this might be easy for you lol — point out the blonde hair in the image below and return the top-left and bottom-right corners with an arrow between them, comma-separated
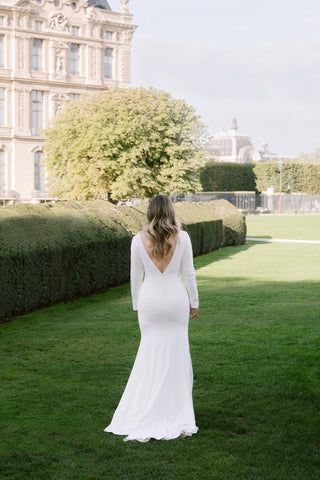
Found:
144,194 -> 180,259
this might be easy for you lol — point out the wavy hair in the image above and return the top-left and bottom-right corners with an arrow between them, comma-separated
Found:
144,194 -> 180,259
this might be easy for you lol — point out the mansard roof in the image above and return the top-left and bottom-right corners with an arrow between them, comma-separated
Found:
11,0 -> 112,10
87,0 -> 112,10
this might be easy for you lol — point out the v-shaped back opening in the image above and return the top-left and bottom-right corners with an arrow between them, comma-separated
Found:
139,232 -> 178,275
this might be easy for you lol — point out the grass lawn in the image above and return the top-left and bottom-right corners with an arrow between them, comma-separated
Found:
246,214 -> 320,240
1,216 -> 320,480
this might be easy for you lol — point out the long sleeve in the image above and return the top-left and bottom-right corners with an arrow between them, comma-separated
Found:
130,234 -> 145,311
181,232 -> 199,309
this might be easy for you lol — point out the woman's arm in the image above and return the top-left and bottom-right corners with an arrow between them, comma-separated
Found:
130,235 -> 145,311
181,233 -> 199,316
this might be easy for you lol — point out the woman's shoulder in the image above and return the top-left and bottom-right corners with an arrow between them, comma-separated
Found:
178,230 -> 190,243
131,232 -> 142,246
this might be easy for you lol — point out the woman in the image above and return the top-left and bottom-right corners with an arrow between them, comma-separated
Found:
104,194 -> 199,442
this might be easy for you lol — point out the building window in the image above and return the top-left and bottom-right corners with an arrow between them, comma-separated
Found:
71,1 -> 79,10
105,31 -> 113,41
104,48 -> 113,79
34,21 -> 42,31
32,91 -> 43,130
54,0 -> 60,6
32,39 -> 43,71
0,35 -> 4,68
34,151 -> 45,191
0,150 -> 5,190
72,26 -> 80,36
0,17 -> 4,26
69,93 -> 80,101
70,43 -> 79,75
0,88 -> 5,126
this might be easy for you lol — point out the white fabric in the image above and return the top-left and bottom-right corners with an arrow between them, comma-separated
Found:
104,230 -> 199,442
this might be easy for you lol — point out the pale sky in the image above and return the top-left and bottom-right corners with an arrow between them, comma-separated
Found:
112,0 -> 320,157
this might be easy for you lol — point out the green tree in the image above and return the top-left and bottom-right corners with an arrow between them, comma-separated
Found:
254,160 -> 320,194
298,148 -> 320,164
44,87 -> 207,200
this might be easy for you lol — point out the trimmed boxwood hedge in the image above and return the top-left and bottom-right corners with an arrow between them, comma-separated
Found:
200,161 -> 257,192
0,199 -> 245,322
205,199 -> 247,246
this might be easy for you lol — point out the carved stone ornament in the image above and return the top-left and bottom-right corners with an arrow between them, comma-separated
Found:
85,8 -> 100,22
120,29 -> 133,43
52,41 -> 68,49
51,41 -> 68,74
48,13 -> 70,32
18,37 -> 25,70
51,93 -> 70,116
120,0 -> 129,13
16,0 -> 29,7
91,47 -> 97,77
18,90 -> 25,128
55,50 -> 65,74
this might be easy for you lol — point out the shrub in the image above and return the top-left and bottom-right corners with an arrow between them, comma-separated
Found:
254,161 -> 320,194
0,199 -> 245,321
206,199 -> 247,246
173,202 -> 223,255
0,207 -> 131,321
200,161 -> 257,192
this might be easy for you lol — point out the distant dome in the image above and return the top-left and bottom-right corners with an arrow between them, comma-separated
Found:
88,0 -> 112,10
207,118 -> 261,163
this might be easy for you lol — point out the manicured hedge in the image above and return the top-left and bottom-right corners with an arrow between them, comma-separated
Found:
0,199 -> 245,321
200,161 -> 257,192
173,202 -> 223,255
0,207 -> 132,321
206,199 -> 247,246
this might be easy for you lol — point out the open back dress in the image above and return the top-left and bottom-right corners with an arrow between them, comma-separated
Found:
104,230 -> 199,442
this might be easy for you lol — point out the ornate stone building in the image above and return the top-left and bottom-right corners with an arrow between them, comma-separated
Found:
206,118 -> 295,163
0,0 -> 136,201
206,119 -> 261,163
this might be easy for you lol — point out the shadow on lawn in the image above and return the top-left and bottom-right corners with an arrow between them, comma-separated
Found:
190,276 -> 320,464
1,275 -> 320,480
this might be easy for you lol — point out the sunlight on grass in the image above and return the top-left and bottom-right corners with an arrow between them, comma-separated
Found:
246,214 -> 320,240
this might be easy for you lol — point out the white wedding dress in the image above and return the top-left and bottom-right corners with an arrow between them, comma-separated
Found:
104,230 -> 199,442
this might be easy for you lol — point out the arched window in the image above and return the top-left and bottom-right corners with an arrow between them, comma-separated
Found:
0,150 -> 5,190
34,151 -> 45,191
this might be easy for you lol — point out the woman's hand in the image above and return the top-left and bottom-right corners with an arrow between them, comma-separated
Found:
189,306 -> 198,320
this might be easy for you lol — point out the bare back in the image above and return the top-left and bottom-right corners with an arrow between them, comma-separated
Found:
140,233 -> 177,274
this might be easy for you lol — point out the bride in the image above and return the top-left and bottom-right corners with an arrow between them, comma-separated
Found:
104,194 -> 199,442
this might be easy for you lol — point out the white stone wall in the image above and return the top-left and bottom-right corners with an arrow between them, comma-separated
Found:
0,0 -> 136,200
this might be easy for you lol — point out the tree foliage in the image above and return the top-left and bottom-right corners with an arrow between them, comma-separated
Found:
254,160 -> 320,194
298,148 -> 320,164
44,87 -> 207,200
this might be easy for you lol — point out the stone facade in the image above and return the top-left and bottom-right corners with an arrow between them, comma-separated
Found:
0,0 -> 136,201
206,118 -> 261,163
206,118 -> 295,164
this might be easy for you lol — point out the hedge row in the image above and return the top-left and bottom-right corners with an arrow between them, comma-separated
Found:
253,161 -> 320,194
200,160 -> 320,194
200,161 -> 257,192
0,200 -> 245,322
